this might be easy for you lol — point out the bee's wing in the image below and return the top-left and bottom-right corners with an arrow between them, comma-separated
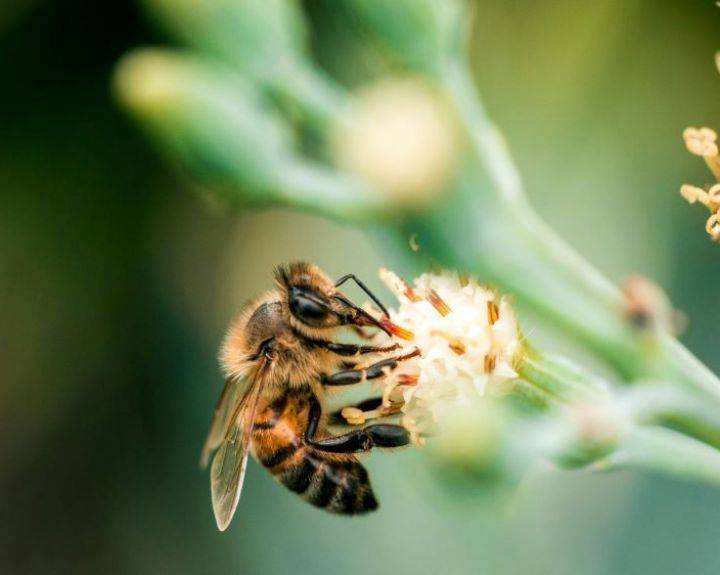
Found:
200,375 -> 254,468
209,379 -> 264,531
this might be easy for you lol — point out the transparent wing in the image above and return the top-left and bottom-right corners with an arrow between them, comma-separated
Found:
200,375 -> 254,468
209,381 -> 263,531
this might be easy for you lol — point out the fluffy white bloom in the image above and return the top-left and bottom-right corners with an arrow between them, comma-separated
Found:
376,269 -> 522,443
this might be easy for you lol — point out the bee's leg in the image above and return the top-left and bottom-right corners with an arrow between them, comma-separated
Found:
321,348 -> 419,387
316,340 -> 399,357
332,397 -> 405,427
327,397 -> 384,425
321,358 -> 397,386
341,396 -> 385,412
306,399 -> 410,452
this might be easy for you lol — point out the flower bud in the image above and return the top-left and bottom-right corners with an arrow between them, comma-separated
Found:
143,0 -> 306,81
142,0 -> 344,126
552,401 -> 626,468
333,78 -> 459,205
339,0 -> 464,72
113,49 -> 294,195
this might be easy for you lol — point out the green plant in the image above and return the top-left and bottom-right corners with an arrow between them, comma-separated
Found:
114,0 -> 720,486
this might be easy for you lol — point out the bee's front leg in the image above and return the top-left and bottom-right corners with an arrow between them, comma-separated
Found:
315,340 -> 399,357
305,399 -> 409,453
320,348 -> 420,387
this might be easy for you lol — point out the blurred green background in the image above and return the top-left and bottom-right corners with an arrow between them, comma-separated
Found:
2,1 -> 720,574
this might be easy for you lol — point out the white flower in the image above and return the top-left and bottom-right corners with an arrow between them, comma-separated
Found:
375,269 -> 522,443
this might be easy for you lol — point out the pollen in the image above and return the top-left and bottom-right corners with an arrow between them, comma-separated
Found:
680,127 -> 720,242
376,269 -> 521,445
341,407 -> 367,425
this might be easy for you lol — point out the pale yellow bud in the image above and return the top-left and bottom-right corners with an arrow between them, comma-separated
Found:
114,49 -> 185,112
333,78 -> 458,205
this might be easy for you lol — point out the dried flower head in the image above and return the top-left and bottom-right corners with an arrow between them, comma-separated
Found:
680,126 -> 720,242
360,269 -> 522,445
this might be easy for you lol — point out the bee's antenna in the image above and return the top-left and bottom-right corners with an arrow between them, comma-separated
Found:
334,273 -> 390,317
334,294 -> 392,336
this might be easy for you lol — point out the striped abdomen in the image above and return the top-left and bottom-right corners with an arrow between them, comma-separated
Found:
251,391 -> 378,514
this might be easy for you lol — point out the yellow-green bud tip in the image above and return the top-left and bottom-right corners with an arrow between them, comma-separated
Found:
113,48 -> 185,113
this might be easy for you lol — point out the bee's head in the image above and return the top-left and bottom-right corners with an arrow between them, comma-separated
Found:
275,262 -> 389,335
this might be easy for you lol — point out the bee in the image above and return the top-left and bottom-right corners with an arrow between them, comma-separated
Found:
201,262 -> 413,531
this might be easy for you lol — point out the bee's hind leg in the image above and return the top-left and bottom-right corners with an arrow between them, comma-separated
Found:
328,396 -> 404,427
326,397 -> 384,426
306,399 -> 410,453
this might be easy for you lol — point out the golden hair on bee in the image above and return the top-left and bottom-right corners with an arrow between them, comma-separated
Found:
202,262 -> 411,531
219,291 -> 320,387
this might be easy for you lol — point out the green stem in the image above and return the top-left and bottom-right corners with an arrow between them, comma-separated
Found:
594,425 -> 720,486
273,62 -> 347,131
516,346 -> 609,402
275,162 -> 391,220
624,385 -> 720,451
434,57 -> 720,400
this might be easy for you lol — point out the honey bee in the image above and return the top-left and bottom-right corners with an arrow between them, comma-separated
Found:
201,262 -> 412,531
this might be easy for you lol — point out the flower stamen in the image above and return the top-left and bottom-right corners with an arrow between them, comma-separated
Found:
397,373 -> 419,385
487,300 -> 499,325
426,289 -> 451,316
708,184 -> 720,209
706,213 -> 720,241
680,184 -> 709,206
484,354 -> 497,374
680,127 -> 720,242
376,269 -> 520,443
379,267 -> 422,302
683,127 -> 718,158
380,318 -> 415,340
430,328 -> 466,355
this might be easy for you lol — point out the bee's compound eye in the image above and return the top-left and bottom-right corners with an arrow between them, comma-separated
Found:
289,287 -> 328,325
